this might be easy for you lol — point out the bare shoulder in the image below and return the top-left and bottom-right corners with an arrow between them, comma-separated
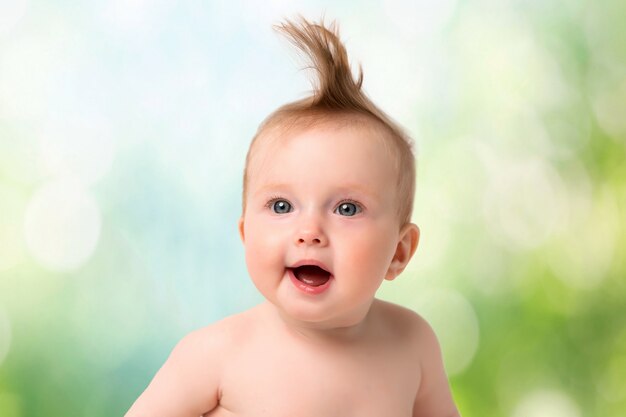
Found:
180,304 -> 263,366
125,307 -> 261,417
372,300 -> 461,416
373,298 -> 436,343
172,320 -> 230,370
190,309 -> 253,349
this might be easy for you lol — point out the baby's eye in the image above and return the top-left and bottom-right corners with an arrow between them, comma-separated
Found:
335,201 -> 361,217
269,199 -> 292,214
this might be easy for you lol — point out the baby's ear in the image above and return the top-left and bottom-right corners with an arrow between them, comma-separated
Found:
385,223 -> 420,281
238,217 -> 245,243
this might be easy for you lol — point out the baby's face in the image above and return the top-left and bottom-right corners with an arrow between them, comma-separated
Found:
239,123 -> 404,328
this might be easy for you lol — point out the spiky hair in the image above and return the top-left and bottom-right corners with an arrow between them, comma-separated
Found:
242,17 -> 416,225
275,17 -> 366,109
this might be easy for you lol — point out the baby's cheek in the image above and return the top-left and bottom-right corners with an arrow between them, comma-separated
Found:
342,238 -> 388,272
246,240 -> 274,269
245,228 -> 285,271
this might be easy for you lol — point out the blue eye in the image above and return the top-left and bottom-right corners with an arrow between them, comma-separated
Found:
335,202 -> 361,216
270,199 -> 292,214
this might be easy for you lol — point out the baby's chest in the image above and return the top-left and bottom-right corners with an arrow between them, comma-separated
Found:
216,347 -> 419,417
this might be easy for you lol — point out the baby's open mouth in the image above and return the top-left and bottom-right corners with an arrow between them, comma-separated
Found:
289,265 -> 331,287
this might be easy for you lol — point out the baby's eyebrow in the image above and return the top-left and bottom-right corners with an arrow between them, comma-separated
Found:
254,182 -> 377,199
332,185 -> 377,199
253,182 -> 292,196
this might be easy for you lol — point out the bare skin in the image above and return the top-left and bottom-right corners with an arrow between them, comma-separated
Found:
126,123 -> 461,416
126,300 -> 459,417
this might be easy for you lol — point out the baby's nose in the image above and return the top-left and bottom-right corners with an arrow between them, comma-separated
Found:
294,222 -> 328,246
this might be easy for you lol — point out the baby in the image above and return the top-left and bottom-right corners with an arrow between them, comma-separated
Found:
126,17 -> 461,417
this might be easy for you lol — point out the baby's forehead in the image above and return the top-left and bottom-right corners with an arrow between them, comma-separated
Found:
254,115 -> 391,153
249,124 -> 392,171
247,124 -> 399,192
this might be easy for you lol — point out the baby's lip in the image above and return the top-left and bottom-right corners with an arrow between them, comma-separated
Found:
288,259 -> 332,275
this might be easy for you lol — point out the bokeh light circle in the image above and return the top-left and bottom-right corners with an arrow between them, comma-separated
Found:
512,389 -> 581,417
482,155 -> 567,249
24,179 -> 101,272
410,288 -> 479,376
0,35 -> 59,121
40,115 -> 116,186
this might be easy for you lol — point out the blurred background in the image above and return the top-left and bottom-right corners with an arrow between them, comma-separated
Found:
1,0 -> 625,415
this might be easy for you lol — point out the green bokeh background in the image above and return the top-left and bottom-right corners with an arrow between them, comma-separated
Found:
1,1 -> 625,416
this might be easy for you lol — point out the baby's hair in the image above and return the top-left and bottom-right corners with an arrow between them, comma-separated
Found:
242,16 -> 416,226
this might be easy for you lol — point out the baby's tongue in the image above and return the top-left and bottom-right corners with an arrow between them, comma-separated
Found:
294,265 -> 330,287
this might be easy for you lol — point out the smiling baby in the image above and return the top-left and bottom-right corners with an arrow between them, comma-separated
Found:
125,17 -> 461,417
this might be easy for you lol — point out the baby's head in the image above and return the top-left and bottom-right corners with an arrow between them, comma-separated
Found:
242,17 -> 416,228
238,17 -> 419,327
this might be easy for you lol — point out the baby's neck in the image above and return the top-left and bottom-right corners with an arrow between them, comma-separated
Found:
262,301 -> 378,346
